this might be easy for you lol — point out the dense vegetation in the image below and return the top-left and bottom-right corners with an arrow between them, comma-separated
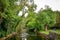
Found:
0,0 -> 60,40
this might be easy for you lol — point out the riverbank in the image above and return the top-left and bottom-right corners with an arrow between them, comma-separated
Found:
40,29 -> 60,35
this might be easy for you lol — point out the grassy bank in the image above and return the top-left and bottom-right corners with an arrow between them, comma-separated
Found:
40,29 -> 60,35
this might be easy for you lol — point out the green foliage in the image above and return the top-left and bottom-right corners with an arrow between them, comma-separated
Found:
27,12 -> 36,29
0,0 -> 58,40
37,7 -> 56,30
27,6 -> 56,31
0,0 -> 21,37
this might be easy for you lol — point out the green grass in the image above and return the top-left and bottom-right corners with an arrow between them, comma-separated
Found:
40,31 -> 49,34
40,29 -> 60,35
55,29 -> 60,34
49,29 -> 60,34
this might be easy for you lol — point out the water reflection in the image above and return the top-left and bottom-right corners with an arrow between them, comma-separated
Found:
20,32 -> 60,40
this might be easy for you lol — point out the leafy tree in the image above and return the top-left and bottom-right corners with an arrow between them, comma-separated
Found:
37,6 -> 56,31
27,5 -> 56,32
0,0 -> 21,38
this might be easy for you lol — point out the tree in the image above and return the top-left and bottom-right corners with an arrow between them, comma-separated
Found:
0,0 -> 21,38
37,6 -> 56,31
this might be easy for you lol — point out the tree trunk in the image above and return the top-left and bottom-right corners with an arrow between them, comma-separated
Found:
45,25 -> 48,31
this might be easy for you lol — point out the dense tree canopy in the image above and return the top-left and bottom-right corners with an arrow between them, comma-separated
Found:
27,6 -> 56,31
37,6 -> 56,31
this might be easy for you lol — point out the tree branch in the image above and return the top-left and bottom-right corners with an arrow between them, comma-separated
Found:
0,32 -> 17,40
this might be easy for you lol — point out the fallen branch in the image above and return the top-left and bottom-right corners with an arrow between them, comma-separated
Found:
0,32 -> 17,40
